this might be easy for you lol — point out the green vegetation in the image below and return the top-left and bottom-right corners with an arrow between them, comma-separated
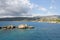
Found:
0,15 -> 60,23
56,19 -> 60,22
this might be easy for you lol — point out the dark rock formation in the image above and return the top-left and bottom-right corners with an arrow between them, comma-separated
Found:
0,27 -> 2,29
2,25 -> 16,29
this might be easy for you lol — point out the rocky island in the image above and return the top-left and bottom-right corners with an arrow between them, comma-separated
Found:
0,24 -> 34,29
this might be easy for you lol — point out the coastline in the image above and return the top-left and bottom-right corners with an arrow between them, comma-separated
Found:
0,21 -> 60,24
37,21 -> 60,24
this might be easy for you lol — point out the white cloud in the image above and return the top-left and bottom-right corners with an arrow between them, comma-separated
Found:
31,13 -> 47,17
38,7 -> 47,12
0,0 -> 34,17
0,0 -> 58,18
45,11 -> 59,16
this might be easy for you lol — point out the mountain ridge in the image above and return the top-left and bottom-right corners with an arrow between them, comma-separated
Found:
0,15 -> 60,21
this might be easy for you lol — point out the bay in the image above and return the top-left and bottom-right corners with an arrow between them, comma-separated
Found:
0,21 -> 60,40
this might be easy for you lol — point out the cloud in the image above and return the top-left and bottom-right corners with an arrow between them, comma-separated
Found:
38,7 -> 47,12
44,11 -> 59,16
0,0 -> 58,18
49,6 -> 56,9
0,0 -> 33,17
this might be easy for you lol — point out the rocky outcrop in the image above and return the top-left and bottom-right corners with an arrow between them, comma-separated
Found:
7,25 -> 15,29
2,25 -> 16,29
0,24 -> 34,29
0,27 -> 2,29
18,24 -> 34,29
18,24 -> 28,29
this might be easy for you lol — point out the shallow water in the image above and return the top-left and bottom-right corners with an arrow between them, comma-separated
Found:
0,21 -> 60,40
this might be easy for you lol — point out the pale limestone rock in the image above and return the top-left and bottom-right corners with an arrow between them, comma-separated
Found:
18,24 -> 28,29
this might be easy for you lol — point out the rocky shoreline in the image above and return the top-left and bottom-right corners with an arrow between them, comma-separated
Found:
0,24 -> 34,29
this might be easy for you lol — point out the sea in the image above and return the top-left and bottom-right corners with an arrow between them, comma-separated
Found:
0,21 -> 60,40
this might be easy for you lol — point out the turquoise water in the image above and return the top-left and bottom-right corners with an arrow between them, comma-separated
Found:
0,21 -> 60,40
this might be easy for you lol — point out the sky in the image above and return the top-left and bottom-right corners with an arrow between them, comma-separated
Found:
0,0 -> 60,18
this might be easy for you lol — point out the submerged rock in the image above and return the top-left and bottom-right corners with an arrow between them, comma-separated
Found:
28,26 -> 34,29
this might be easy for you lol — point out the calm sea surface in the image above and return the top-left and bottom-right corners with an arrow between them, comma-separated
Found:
0,21 -> 60,40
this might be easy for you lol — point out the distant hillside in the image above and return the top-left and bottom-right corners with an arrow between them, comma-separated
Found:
0,17 -> 36,21
35,15 -> 60,22
0,15 -> 60,21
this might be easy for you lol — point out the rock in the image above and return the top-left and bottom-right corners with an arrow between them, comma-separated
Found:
28,26 -> 34,29
0,27 -> 2,29
3,27 -> 7,29
18,24 -> 28,29
13,26 -> 16,28
18,24 -> 35,29
2,25 -> 16,29
7,25 -> 12,29
1,24 -> 35,29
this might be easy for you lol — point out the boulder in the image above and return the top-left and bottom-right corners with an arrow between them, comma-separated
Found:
3,26 -> 7,29
7,25 -> 12,29
18,24 -> 35,29
2,25 -> 16,29
0,27 -> 2,29
18,24 -> 28,29
7,25 -> 16,29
